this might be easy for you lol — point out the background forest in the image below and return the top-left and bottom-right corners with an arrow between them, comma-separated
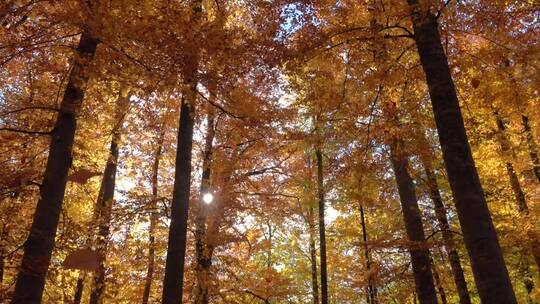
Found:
0,0 -> 539,303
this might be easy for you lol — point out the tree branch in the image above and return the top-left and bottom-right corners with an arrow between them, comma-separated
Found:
0,127 -> 52,136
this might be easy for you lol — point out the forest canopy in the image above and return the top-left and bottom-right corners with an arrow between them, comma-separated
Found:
0,0 -> 539,303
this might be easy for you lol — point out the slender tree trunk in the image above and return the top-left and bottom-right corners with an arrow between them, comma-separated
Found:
308,204 -> 320,304
417,132 -> 471,304
73,274 -> 85,304
194,111 -> 215,304
161,1 -> 202,301
11,31 -> 98,304
390,139 -> 438,304
493,112 -> 527,211
0,225 -> 6,290
142,125 -> 166,304
430,258 -> 447,304
423,164 -> 471,304
405,2 -> 516,302
162,94 -> 196,304
360,205 -> 377,304
494,112 -> 540,272
89,93 -> 130,304
315,149 -> 329,304
522,115 -> 540,183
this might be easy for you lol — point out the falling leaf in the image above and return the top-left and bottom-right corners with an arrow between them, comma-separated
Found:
63,249 -> 99,271
68,169 -> 101,184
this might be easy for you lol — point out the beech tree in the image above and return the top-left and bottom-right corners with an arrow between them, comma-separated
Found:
1,0 -> 539,303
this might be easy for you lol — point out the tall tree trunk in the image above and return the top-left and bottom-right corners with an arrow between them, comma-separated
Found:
390,139 -> 438,304
89,92 -> 130,304
417,132 -> 472,304
430,257 -> 447,304
494,111 -> 527,211
161,1 -> 201,302
11,31 -> 98,304
141,125 -> 166,304
405,2 -> 516,302
522,115 -> 540,183
494,112 -> 540,272
315,148 -> 329,304
308,204 -> 320,304
360,205 -> 377,304
194,111 -> 215,304
162,94 -> 196,304
423,164 -> 471,304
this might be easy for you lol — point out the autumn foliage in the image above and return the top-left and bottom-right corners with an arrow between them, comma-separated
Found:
0,0 -> 539,303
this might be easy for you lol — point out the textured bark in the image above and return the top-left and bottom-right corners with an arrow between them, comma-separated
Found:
360,205 -> 377,304
423,164 -> 471,304
142,126 -> 166,304
315,149 -> 328,304
11,31 -> 98,304
89,93 -> 129,304
405,2 -> 516,302
308,205 -> 320,304
390,139 -> 437,304
194,111 -> 215,304
522,115 -> 540,183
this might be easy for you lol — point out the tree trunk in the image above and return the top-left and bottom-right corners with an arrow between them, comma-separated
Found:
522,115 -> 540,183
194,111 -> 215,304
308,204 -> 320,304
494,113 -> 540,272
89,92 -> 130,304
315,148 -> 329,304
11,31 -> 98,304
390,139 -> 438,304
360,205 -> 377,304
430,257 -> 447,304
142,125 -> 166,304
161,0 -> 201,301
405,2 -> 516,302
73,274 -> 85,304
423,164 -> 471,304
493,111 -> 527,211
162,94 -> 196,304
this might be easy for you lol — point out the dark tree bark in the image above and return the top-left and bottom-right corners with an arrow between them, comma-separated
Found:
11,31 -> 98,304
73,275 -> 85,304
142,125 -> 166,304
522,115 -> 540,183
405,2 -> 516,302
162,95 -> 196,304
308,204 -> 320,304
493,111 -> 527,211
423,163 -> 471,304
417,131 -> 470,304
494,112 -> 540,272
390,139 -> 438,304
194,111 -> 215,304
360,205 -> 377,304
315,148 -> 328,304
89,93 -> 130,304
161,1 -> 201,301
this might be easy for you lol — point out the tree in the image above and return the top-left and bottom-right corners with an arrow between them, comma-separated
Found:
405,1 -> 516,302
11,30 -> 99,304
